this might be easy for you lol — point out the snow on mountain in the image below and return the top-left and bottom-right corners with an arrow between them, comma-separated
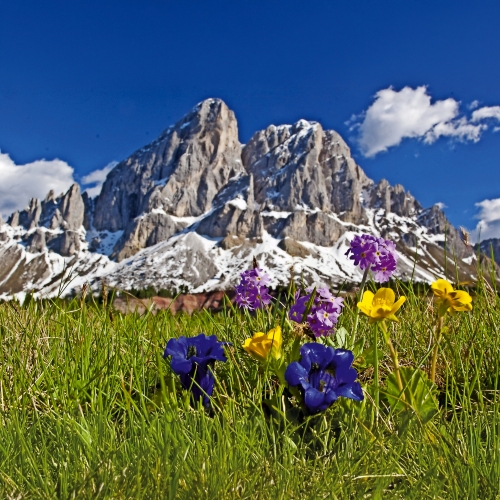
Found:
0,98 -> 494,301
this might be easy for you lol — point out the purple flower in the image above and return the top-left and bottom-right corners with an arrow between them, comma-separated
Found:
289,287 -> 344,337
289,294 -> 309,322
346,234 -> 398,282
235,267 -> 272,310
245,268 -> 272,288
350,241 -> 378,269
306,300 -> 343,337
315,287 -> 334,301
164,333 -> 227,408
372,256 -> 397,283
312,307 -> 335,328
285,343 -> 363,414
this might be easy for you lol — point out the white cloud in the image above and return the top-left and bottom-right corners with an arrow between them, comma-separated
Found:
352,86 -> 497,157
423,117 -> 485,144
354,86 -> 459,156
0,152 -> 75,218
471,105 -> 500,122
435,202 -> 447,210
82,161 -> 117,198
472,198 -> 500,242
468,100 -> 480,110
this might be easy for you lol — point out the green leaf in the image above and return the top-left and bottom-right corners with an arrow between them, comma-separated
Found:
352,336 -> 366,358
355,344 -> 376,369
335,326 -> 348,348
289,337 -> 302,363
385,367 -> 439,425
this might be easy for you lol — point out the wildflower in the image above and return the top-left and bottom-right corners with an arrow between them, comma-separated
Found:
372,258 -> 397,282
430,279 -> 472,317
164,333 -> 227,408
245,267 -> 272,288
357,288 -> 406,323
289,294 -> 309,322
285,343 -> 363,414
242,326 -> 282,361
289,287 -> 344,337
346,235 -> 378,270
235,268 -> 272,310
346,234 -> 399,283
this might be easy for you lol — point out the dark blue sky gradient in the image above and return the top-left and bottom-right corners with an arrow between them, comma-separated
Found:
1,1 -> 499,228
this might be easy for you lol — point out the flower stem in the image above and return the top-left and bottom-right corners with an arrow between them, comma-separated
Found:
430,316 -> 444,384
379,321 -> 405,399
351,265 -> 370,349
373,323 -> 379,415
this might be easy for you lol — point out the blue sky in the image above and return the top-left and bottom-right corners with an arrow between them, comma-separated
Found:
1,1 -> 500,239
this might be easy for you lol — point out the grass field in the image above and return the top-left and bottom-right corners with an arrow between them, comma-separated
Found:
0,275 -> 499,499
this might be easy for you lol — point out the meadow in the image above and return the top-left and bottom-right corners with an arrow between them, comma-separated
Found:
0,269 -> 499,499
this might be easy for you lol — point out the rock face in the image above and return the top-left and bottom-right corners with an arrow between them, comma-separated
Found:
369,179 -> 422,217
0,97 -> 494,300
9,184 -> 85,235
113,213 -> 189,261
243,122 -> 371,222
477,238 -> 500,264
417,205 -> 470,258
87,99 -> 473,261
195,175 -> 263,240
0,183 -> 113,298
92,99 -> 245,260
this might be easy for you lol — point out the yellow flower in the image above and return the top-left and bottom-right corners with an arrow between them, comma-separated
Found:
242,326 -> 282,361
430,279 -> 472,316
357,288 -> 406,323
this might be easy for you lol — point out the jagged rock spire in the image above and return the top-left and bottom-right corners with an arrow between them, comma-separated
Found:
93,98 -> 245,233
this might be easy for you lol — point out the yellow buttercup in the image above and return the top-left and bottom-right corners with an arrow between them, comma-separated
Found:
242,326 -> 282,361
357,288 -> 406,323
430,279 -> 472,317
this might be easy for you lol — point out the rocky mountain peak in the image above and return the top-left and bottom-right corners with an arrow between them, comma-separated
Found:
44,190 -> 56,203
242,119 -> 371,223
1,97 -> 493,300
93,98 -> 243,230
477,238 -> 500,264
367,180 -> 422,218
7,183 -> 84,233
416,204 -> 471,258
90,98 -> 245,260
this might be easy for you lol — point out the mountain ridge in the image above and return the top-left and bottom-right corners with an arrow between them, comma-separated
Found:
0,98 -> 496,300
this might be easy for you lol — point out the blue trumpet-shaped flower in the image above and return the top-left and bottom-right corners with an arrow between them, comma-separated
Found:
164,333 -> 227,408
285,343 -> 363,414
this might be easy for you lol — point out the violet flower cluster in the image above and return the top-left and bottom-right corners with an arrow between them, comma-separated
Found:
285,343 -> 363,414
345,234 -> 398,283
164,333 -> 227,408
235,268 -> 272,310
289,287 -> 344,337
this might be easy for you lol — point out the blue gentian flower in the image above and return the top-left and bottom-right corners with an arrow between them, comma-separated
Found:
285,343 -> 363,414
164,333 -> 227,408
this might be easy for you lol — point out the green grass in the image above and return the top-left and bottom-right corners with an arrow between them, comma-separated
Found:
0,279 -> 499,499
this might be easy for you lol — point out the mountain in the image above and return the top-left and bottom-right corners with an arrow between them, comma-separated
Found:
0,98 -> 495,300
477,238 -> 500,265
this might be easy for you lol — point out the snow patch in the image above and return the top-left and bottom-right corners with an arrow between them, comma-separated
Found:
227,196 -> 248,211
